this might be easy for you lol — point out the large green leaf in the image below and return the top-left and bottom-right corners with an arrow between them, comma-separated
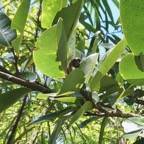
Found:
119,53 -> 144,85
33,19 -> 67,78
41,0 -> 67,28
90,38 -> 127,91
120,0 -> 144,55
0,12 -> 16,47
53,0 -> 84,40
11,0 -> 30,54
79,53 -> 98,83
58,69 -> 85,95
69,101 -> 92,127
0,88 -> 31,113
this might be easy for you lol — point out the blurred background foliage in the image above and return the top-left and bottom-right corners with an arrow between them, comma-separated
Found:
0,0 -> 140,144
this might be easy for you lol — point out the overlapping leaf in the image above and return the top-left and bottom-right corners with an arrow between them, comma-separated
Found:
11,0 -> 30,54
90,38 -> 127,91
0,88 -> 31,113
58,69 -> 85,95
0,12 -> 16,47
53,0 -> 84,40
41,0 -> 67,28
33,19 -> 67,78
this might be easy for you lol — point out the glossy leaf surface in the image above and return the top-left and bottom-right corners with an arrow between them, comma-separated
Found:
0,12 -> 16,47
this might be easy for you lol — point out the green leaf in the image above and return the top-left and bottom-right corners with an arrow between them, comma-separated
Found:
11,0 -> 30,54
69,101 -> 92,127
13,127 -> 35,143
129,117 -> 144,126
80,117 -> 101,128
30,106 -> 75,124
99,75 -> 120,93
49,118 -> 64,144
122,119 -> 143,140
79,53 -> 98,83
58,69 -> 85,95
102,0 -> 114,22
33,19 -> 67,78
99,117 -> 108,144
42,0 -> 67,28
122,119 -> 143,133
57,19 -> 68,72
90,38 -> 127,92
53,97 -> 76,103
0,88 -> 31,113
53,0 -> 84,40
21,72 -> 37,82
119,53 -> 144,85
123,130 -> 142,140
0,12 -> 16,47
120,0 -> 144,55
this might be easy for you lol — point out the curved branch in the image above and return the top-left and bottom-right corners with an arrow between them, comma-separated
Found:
0,71 -> 53,93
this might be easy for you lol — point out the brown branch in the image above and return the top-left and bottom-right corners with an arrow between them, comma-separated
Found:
11,48 -> 19,75
80,88 -> 139,118
0,71 -> 52,93
94,104 -> 139,118
7,95 -> 27,144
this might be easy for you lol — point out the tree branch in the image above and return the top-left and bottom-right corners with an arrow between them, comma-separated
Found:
7,95 -> 27,144
80,88 -> 139,118
0,71 -> 52,93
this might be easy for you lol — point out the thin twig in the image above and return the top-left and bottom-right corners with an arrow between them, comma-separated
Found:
6,95 -> 27,144
34,0 -> 42,41
11,48 -> 19,74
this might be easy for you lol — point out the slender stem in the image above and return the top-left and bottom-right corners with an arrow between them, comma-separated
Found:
34,0 -> 42,41
6,95 -> 27,144
11,48 -> 19,75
